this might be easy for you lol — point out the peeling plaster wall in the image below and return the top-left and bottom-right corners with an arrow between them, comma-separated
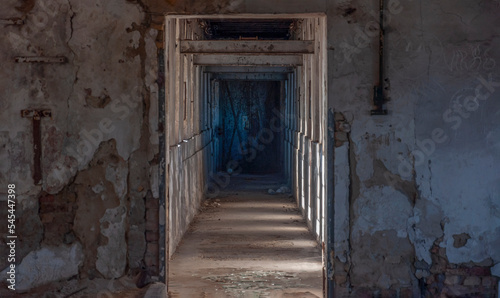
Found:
408,1 -> 500,266
328,0 -> 500,295
0,0 -> 160,290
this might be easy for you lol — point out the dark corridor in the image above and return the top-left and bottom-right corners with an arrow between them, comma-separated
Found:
217,80 -> 283,174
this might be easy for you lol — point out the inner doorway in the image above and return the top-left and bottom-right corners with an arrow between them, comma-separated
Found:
217,80 -> 282,174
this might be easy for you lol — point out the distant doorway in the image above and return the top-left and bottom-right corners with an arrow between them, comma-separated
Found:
217,80 -> 282,174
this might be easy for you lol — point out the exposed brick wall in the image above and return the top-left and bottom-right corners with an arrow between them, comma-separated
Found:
423,239 -> 499,297
334,286 -> 414,297
39,190 -> 77,246
332,238 -> 499,297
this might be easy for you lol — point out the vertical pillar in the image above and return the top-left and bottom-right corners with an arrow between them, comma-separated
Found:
158,47 -> 167,284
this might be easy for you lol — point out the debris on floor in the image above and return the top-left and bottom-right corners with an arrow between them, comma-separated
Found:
267,186 -> 291,195
203,200 -> 222,208
203,270 -> 311,297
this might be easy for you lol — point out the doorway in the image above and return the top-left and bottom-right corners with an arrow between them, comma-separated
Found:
217,80 -> 282,174
163,13 -> 329,296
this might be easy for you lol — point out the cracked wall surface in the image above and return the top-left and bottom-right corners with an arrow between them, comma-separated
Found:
0,0 -> 499,296
0,0 -> 160,292
329,0 -> 500,296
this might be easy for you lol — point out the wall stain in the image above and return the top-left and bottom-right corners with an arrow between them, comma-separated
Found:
15,0 -> 35,14
365,159 -> 418,206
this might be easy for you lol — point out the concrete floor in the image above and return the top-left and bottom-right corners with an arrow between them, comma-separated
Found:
168,174 -> 323,298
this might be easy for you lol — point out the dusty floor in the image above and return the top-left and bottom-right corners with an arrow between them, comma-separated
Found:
168,174 -> 323,298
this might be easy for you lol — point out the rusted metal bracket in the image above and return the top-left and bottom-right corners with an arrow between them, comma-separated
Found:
15,56 -> 67,63
0,18 -> 25,25
21,109 -> 52,185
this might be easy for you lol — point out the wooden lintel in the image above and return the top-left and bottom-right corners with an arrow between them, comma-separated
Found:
194,55 -> 302,66
181,40 -> 314,54
212,73 -> 287,81
204,66 -> 294,73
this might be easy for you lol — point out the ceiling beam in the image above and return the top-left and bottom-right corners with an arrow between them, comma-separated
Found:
211,73 -> 287,81
194,55 -> 303,66
204,66 -> 294,73
181,40 -> 314,54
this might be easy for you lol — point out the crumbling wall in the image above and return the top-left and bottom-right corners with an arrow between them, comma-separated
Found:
329,0 -> 500,296
0,0 -> 160,291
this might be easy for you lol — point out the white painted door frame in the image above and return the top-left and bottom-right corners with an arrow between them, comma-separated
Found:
163,13 -> 329,295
